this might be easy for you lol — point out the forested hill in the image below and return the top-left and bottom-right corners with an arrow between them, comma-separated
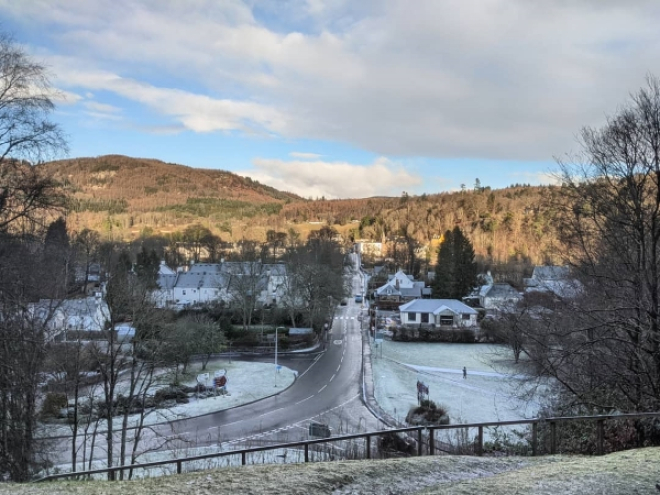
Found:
39,155 -> 301,210
38,155 -> 564,266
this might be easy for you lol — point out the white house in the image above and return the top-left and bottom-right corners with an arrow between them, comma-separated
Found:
173,265 -> 229,307
399,299 -> 478,328
29,296 -> 110,340
479,283 -> 522,312
374,269 -> 431,302
524,266 -> 582,298
153,261 -> 288,309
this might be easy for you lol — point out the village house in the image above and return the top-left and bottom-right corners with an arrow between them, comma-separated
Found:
152,261 -> 288,309
374,269 -> 431,304
524,265 -> 582,298
29,295 -> 110,341
399,299 -> 478,328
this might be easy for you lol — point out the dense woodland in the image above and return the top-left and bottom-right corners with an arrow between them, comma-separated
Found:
40,155 -> 563,275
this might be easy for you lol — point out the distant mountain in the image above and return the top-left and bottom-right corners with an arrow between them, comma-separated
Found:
39,155 -> 302,211
38,155 -> 563,271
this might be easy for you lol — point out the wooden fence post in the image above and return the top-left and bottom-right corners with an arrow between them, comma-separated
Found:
532,422 -> 538,456
429,428 -> 435,455
550,422 -> 557,455
477,426 -> 483,456
597,419 -> 605,455
366,435 -> 371,459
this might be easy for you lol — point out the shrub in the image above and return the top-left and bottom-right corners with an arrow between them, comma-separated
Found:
40,393 -> 68,419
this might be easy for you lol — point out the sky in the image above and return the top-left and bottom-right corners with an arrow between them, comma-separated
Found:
2,1 -> 660,199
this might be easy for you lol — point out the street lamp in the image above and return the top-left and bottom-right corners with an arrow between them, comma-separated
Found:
275,326 -> 285,387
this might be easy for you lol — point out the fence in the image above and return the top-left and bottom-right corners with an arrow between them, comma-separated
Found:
36,411 -> 660,482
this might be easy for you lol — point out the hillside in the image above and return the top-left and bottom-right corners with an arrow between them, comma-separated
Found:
39,155 -> 564,268
38,155 -> 302,237
3,448 -> 658,494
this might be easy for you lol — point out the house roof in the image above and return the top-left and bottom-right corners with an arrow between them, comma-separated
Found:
484,284 -> 520,299
532,266 -> 570,280
157,273 -> 178,290
399,299 -> 478,315
175,272 -> 227,289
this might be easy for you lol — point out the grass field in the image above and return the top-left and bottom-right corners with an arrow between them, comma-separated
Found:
4,447 -> 659,494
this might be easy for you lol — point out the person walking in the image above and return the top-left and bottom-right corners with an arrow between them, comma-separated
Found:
463,367 -> 467,379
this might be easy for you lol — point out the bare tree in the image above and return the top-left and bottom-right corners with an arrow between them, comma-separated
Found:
0,32 -> 67,481
524,76 -> 660,415
0,33 -> 67,233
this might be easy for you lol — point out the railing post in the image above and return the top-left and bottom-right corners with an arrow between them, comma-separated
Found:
597,419 -> 605,456
176,460 -> 182,474
550,421 -> 557,455
242,451 -> 247,465
477,426 -> 483,456
305,443 -> 309,462
417,428 -> 423,456
429,428 -> 435,455
532,421 -> 538,456
366,435 -> 371,459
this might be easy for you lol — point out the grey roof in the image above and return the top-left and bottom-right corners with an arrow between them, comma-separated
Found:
157,273 -> 177,290
399,287 -> 422,298
376,284 -> 401,296
484,284 -> 520,299
532,266 -> 570,280
399,299 -> 478,315
175,272 -> 227,289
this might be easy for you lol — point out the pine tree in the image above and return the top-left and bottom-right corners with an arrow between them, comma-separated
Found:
432,227 -> 477,299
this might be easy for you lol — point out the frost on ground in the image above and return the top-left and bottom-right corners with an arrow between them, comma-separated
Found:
40,358 -> 296,438
372,341 -> 545,432
3,448 -> 659,495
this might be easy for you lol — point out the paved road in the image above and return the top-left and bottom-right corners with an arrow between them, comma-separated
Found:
159,261 -> 382,449
51,257 -> 384,469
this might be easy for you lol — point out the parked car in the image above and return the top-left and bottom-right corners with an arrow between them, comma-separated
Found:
354,295 -> 363,303
340,299 -> 348,306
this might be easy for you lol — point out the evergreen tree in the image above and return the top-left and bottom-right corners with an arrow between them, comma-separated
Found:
432,227 -> 477,299
135,246 -> 159,289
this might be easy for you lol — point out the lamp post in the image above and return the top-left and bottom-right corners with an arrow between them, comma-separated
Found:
275,326 -> 285,387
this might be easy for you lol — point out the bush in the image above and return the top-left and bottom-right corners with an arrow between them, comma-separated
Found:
406,400 -> 450,426
40,393 -> 68,419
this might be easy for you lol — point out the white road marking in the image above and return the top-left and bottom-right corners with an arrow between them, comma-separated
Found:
330,373 -> 336,381
318,385 -> 327,393
295,395 -> 314,405
336,365 -> 341,372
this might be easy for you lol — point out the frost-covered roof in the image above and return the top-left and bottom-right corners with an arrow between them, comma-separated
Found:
399,299 -> 478,315
484,284 -> 520,299
532,266 -> 570,280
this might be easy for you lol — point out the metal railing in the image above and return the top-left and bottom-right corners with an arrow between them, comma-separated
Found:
36,411 -> 660,482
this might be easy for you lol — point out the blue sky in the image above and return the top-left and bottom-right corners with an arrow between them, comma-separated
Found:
1,1 -> 659,198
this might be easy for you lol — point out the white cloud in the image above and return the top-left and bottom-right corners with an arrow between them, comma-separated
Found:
289,151 -> 322,159
4,0 -> 660,160
240,157 -> 421,199
48,61 -> 288,134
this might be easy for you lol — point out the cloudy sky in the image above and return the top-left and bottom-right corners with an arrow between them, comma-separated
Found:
2,0 -> 659,198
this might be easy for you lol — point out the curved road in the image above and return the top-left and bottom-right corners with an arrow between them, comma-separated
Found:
159,256 -> 382,450
53,255 -> 383,467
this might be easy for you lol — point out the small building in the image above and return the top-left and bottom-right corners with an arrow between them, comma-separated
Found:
399,299 -> 478,328
524,266 -> 582,299
479,283 -> 522,312
29,296 -> 110,340
374,269 -> 431,304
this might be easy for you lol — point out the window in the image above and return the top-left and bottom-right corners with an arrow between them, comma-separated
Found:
440,315 -> 453,326
421,313 -> 429,323
182,290 -> 186,295
407,312 -> 416,322
462,313 -> 471,320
